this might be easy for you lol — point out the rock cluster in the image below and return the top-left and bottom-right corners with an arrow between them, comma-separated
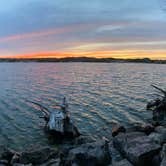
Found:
0,123 -> 165,166
0,136 -> 111,166
0,146 -> 59,166
111,123 -> 166,166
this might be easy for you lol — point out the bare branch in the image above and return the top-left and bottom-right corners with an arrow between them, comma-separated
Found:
151,84 -> 166,96
26,100 -> 50,117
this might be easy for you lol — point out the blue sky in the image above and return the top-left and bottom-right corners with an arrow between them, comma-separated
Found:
0,0 -> 166,59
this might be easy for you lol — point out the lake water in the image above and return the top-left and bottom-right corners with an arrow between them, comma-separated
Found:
0,62 -> 165,150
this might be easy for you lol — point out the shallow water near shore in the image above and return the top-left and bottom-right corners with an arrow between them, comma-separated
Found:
0,62 -> 166,150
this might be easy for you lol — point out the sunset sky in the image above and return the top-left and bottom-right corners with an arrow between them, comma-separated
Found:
0,0 -> 166,59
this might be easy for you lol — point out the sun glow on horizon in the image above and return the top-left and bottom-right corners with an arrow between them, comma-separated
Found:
0,51 -> 165,60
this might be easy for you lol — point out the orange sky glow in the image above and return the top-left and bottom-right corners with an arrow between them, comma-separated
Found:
0,51 -> 166,60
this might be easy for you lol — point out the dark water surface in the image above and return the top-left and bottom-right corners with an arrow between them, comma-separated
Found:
0,62 -> 165,150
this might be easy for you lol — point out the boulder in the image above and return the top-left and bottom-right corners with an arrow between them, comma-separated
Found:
113,132 -> 161,166
113,132 -> 145,154
111,159 -> 133,166
19,146 -> 58,165
149,132 -> 164,145
155,126 -> 166,143
112,124 -> 126,137
64,141 -> 111,166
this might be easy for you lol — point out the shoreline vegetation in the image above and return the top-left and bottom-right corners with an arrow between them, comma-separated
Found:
0,57 -> 166,63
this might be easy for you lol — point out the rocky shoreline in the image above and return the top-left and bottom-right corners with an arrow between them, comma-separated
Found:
0,122 -> 166,166
1,85 -> 166,166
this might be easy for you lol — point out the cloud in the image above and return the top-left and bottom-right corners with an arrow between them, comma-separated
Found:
69,40 -> 166,52
96,25 -> 125,33
0,0 -> 166,59
0,23 -> 97,43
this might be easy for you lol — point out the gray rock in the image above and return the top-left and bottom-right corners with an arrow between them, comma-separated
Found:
39,158 -> 60,166
160,157 -> 166,166
19,146 -> 58,165
113,132 -> 146,154
155,126 -> 166,143
13,164 -> 32,166
113,132 -> 161,166
160,143 -> 166,160
0,160 -> 8,166
109,141 -> 123,163
111,159 -> 133,166
149,132 -> 164,145
155,126 -> 166,132
65,141 -> 111,166
112,124 -> 126,137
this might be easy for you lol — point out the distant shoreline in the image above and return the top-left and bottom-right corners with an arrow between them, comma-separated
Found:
0,57 -> 166,64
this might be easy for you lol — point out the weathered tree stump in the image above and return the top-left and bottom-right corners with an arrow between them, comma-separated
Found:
29,97 -> 80,140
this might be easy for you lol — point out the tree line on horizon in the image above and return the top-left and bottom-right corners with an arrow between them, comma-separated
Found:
0,57 -> 165,63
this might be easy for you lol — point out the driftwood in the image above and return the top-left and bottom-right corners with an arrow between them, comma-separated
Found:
147,85 -> 166,122
29,97 -> 80,139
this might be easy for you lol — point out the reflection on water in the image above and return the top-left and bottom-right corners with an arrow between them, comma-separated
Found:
0,62 -> 166,150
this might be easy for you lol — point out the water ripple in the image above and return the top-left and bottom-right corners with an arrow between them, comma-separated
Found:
0,62 -> 166,150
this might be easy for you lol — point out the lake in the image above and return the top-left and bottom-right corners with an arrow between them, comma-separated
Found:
0,62 -> 165,150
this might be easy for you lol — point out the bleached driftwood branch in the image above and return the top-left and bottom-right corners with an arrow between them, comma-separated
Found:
28,97 -> 80,138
